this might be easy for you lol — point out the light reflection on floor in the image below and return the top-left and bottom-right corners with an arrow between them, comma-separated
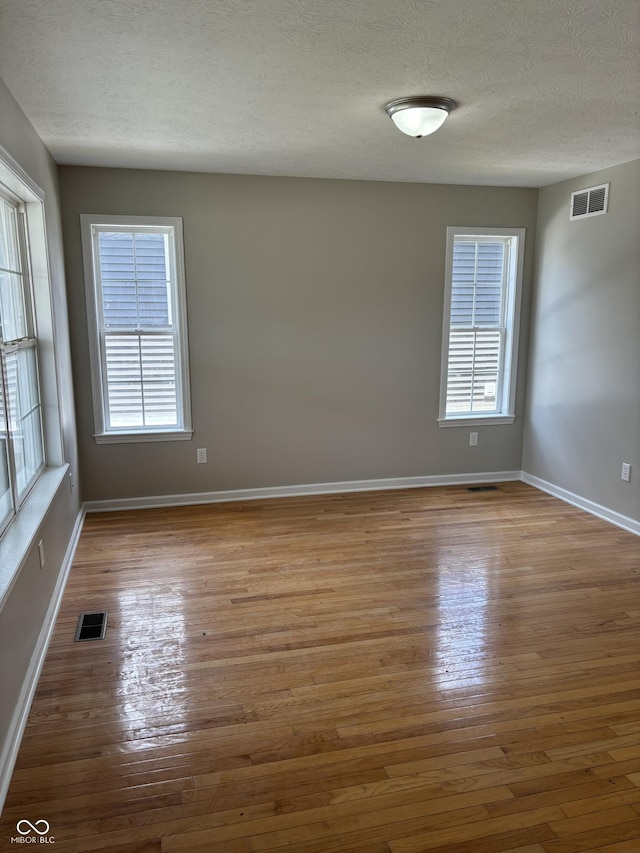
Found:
433,561 -> 490,691
114,587 -> 190,749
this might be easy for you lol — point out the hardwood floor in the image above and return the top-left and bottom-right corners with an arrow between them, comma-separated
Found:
2,482 -> 640,852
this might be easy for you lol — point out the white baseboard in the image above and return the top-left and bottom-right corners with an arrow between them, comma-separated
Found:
0,506 -> 86,814
84,470 -> 523,513
521,471 -> 640,536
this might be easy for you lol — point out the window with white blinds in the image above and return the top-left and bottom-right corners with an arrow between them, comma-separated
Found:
0,190 -> 46,534
439,227 -> 525,426
81,215 -> 192,443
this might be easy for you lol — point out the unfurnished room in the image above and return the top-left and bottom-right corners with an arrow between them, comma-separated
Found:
0,1 -> 639,851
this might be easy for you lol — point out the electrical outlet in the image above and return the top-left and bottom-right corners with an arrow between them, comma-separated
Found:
469,432 -> 478,447
196,448 -> 207,464
621,463 -> 631,482
38,540 -> 45,569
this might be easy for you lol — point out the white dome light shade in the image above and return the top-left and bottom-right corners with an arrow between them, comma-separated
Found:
390,106 -> 448,137
385,97 -> 457,138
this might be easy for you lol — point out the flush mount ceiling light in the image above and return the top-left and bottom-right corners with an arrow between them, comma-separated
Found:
385,96 -> 457,138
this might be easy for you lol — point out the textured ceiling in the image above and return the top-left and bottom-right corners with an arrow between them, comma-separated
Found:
0,0 -> 638,186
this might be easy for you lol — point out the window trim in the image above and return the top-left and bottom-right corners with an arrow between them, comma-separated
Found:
438,226 -> 525,427
80,214 -> 193,444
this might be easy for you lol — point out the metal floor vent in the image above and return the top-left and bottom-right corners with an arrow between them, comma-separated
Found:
74,611 -> 108,642
466,485 -> 498,493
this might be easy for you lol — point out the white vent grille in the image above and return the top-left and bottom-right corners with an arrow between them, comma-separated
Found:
570,183 -> 609,220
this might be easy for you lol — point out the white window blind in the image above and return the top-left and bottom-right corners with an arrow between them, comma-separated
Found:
81,216 -> 192,443
439,228 -> 525,426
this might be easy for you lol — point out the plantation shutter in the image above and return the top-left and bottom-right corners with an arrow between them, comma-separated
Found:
94,229 -> 180,430
445,239 -> 507,416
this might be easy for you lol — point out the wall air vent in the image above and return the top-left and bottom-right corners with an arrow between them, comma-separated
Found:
570,183 -> 609,220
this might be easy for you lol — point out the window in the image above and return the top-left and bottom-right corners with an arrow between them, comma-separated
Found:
0,189 -> 45,534
81,215 -> 192,443
439,227 -> 525,426
0,144 -> 67,598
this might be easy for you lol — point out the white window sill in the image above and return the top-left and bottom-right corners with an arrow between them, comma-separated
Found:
438,415 -> 516,427
94,429 -> 193,445
0,464 -> 69,611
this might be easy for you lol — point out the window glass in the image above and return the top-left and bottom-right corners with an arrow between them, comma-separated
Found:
0,198 -> 28,341
7,346 -> 45,498
99,231 -> 170,328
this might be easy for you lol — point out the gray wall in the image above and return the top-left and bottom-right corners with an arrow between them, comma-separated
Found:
58,167 -> 538,501
523,160 -> 640,522
0,80 -> 80,767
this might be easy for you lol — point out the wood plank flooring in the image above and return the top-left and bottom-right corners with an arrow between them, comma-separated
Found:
2,482 -> 640,852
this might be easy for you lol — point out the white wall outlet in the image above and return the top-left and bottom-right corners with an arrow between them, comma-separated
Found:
621,462 -> 631,482
196,448 -> 207,464
38,540 -> 45,569
469,432 -> 478,447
